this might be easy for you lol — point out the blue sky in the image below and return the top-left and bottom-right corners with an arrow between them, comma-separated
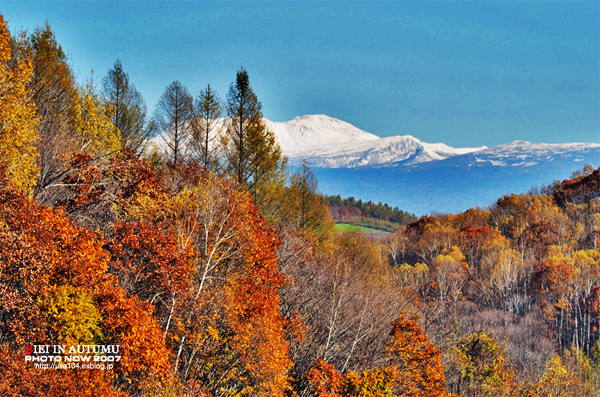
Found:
1,1 -> 598,147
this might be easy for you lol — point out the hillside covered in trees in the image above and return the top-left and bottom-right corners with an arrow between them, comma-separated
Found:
2,15 -> 600,397
327,195 -> 417,232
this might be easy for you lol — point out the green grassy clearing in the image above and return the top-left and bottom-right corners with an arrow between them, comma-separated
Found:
335,223 -> 385,233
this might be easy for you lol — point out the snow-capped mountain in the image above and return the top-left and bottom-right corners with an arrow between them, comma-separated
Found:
266,114 -> 486,168
265,114 -> 379,149
463,140 -> 600,168
266,115 -> 600,215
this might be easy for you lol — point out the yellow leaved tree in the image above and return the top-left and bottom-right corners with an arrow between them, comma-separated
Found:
70,76 -> 121,156
0,15 -> 39,193
532,356 -> 582,397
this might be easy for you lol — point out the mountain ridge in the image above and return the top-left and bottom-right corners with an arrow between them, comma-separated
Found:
267,114 -> 487,168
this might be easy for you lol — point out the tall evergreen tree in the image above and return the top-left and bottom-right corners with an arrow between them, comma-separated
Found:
224,67 -> 282,187
152,81 -> 194,163
102,59 -> 149,153
190,84 -> 222,171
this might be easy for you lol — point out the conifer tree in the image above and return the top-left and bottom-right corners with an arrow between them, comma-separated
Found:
102,59 -> 149,153
152,80 -> 194,163
284,159 -> 333,243
224,67 -> 282,187
189,84 -> 222,171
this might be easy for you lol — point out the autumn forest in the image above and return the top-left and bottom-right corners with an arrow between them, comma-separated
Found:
2,15 -> 600,397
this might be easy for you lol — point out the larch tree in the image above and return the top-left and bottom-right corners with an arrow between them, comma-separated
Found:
0,15 -> 39,194
153,80 -> 194,163
102,59 -> 149,153
224,67 -> 282,187
13,22 -> 121,204
14,22 -> 78,198
284,159 -> 333,244
532,356 -> 582,397
189,84 -> 223,171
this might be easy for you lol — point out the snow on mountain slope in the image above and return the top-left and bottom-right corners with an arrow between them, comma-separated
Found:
267,114 -> 485,168
265,114 -> 379,151
456,141 -> 600,168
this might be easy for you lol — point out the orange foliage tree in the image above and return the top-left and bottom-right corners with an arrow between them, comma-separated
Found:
387,312 -> 450,397
94,160 -> 294,396
41,145 -> 293,394
0,164 -> 171,396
